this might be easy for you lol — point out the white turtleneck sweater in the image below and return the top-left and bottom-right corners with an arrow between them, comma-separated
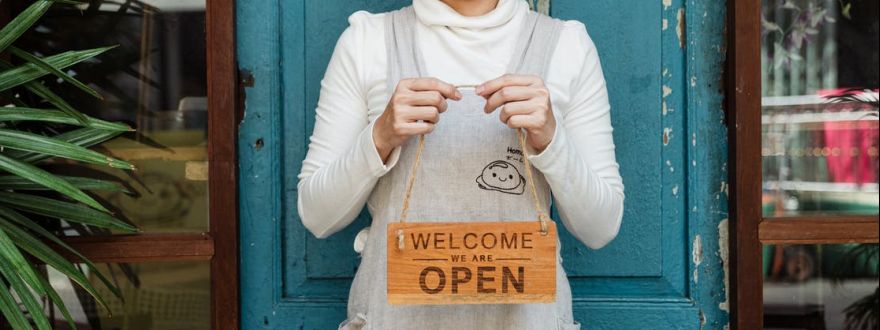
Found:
297,0 -> 624,249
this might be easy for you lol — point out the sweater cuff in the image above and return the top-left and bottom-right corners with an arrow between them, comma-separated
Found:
364,120 -> 401,176
527,120 -> 567,170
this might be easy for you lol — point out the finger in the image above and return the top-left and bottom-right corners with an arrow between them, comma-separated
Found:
394,122 -> 435,136
498,101 -> 535,124
484,86 -> 539,113
403,91 -> 448,112
405,78 -> 462,100
403,106 -> 441,124
476,74 -> 542,97
506,114 -> 543,130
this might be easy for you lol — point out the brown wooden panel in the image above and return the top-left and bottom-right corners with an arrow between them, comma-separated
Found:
206,0 -> 239,329
759,217 -> 880,244
62,234 -> 214,263
727,0 -> 764,329
387,221 -> 556,305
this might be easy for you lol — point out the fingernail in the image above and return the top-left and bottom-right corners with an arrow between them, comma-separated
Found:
475,85 -> 484,95
455,91 -> 462,99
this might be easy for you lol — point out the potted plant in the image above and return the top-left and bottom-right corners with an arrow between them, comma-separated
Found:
0,0 -> 138,328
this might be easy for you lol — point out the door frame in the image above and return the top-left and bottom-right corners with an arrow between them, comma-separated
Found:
237,0 -> 731,328
27,1 -> 242,329
206,0 -> 239,328
725,1 -> 880,329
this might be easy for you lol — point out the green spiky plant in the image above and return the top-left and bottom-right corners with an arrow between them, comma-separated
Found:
0,0 -> 139,329
824,87 -> 879,330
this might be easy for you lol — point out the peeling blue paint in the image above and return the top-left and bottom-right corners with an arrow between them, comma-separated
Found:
237,0 -> 290,328
686,0 -> 730,328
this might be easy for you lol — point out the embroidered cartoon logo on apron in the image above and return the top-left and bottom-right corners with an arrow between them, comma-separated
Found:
476,160 -> 525,195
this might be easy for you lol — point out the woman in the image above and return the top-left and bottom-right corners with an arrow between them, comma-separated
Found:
297,0 -> 624,329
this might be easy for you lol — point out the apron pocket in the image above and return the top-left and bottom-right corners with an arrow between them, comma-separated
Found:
338,313 -> 369,330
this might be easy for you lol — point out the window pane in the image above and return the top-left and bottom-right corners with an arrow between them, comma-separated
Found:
761,0 -> 879,217
763,244 -> 879,330
12,0 -> 209,233
23,262 -> 211,329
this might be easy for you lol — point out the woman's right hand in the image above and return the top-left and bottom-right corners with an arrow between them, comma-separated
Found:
373,78 -> 462,162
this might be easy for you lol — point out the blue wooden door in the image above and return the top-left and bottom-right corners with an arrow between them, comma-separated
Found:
237,1 -> 729,329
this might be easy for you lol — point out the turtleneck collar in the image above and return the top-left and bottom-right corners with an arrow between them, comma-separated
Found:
412,0 -> 524,29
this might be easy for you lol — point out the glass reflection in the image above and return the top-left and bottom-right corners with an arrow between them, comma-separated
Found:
763,244 -> 879,330
760,0 -> 879,217
10,0 -> 209,233
0,262 -> 210,330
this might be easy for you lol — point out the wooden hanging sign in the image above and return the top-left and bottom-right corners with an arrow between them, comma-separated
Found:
387,221 -> 557,305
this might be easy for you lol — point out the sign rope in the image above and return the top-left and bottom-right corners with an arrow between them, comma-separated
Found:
396,106 -> 550,236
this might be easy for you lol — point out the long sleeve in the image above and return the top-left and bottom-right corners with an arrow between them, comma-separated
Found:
297,13 -> 401,238
298,9 -> 625,247
529,21 -> 625,249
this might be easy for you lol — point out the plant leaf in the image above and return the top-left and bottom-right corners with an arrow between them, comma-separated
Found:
0,227 -> 47,295
0,107 -> 131,131
0,218 -> 113,316
7,127 -> 124,163
810,9 -> 826,27
762,16 -> 781,32
0,174 -> 129,193
0,128 -> 134,169
0,46 -> 113,93
0,276 -> 33,330
0,153 -> 109,212
0,206 -> 123,300
34,268 -> 77,329
0,191 -> 136,232
0,0 -> 53,53
0,227 -> 52,329
9,46 -> 103,99
0,250 -> 52,330
0,60 -> 89,124
22,79 -> 90,124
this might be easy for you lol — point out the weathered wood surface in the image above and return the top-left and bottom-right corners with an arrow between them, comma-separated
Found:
387,221 -> 557,304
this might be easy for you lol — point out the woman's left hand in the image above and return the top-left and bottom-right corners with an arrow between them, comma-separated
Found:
476,74 -> 556,153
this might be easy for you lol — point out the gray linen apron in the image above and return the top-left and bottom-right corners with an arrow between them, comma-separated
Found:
340,7 -> 580,330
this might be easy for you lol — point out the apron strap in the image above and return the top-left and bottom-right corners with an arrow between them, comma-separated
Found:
399,128 -> 550,234
386,7 -> 565,87
508,12 -> 566,77
385,6 -> 426,92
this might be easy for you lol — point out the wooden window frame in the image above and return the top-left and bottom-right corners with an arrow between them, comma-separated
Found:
14,1 -> 242,329
726,1 -> 880,329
